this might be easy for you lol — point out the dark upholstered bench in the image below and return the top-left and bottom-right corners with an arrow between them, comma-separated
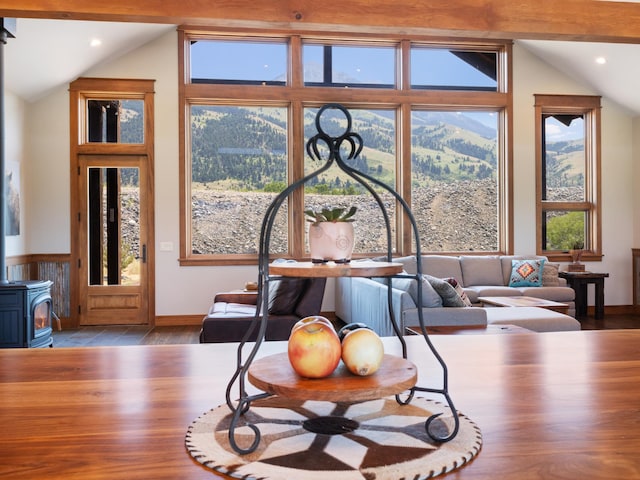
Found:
199,277 -> 327,343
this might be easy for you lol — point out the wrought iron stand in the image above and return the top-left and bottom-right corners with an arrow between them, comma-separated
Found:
224,103 -> 460,454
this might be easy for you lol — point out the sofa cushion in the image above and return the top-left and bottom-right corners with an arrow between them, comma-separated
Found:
542,262 -> 560,286
391,255 -> 418,274
421,255 -> 464,284
269,278 -> 307,315
460,256 -> 503,286
517,286 -> 575,302
508,259 -> 545,287
425,274 -> 467,307
208,302 -> 257,317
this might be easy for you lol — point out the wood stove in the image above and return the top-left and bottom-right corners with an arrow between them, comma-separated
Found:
0,280 -> 53,348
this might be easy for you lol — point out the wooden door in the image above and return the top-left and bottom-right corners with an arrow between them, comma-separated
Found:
77,154 -> 151,325
69,78 -> 155,327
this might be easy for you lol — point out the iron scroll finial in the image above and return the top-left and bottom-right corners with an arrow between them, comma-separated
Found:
306,103 -> 363,166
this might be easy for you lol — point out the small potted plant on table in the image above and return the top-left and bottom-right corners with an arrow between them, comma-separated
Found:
305,206 -> 357,263
568,240 -> 585,272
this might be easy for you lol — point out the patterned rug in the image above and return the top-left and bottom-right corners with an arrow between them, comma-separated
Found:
186,395 -> 482,479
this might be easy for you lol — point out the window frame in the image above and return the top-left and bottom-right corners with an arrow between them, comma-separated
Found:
178,28 -> 512,265
534,94 -> 602,262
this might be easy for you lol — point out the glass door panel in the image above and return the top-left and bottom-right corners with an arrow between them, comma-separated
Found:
87,167 -> 141,286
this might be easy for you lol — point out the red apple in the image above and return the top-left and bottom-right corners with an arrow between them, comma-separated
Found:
288,316 -> 341,378
292,315 -> 335,333
341,328 -> 384,376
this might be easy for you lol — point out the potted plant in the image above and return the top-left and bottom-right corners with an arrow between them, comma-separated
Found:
568,240 -> 585,272
305,206 -> 357,263
569,240 -> 584,263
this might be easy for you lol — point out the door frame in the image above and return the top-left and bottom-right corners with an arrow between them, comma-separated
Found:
69,78 -> 156,327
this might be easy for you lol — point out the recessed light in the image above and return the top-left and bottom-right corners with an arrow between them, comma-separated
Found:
595,56 -> 606,65
90,38 -> 102,48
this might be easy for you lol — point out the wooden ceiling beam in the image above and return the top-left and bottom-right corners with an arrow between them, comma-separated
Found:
1,0 -> 640,43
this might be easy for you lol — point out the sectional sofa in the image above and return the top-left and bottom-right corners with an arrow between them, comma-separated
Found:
200,277 -> 327,342
335,255 -> 581,335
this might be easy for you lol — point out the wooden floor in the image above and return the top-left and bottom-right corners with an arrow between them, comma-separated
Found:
52,325 -> 202,347
50,312 -> 640,347
579,312 -> 640,330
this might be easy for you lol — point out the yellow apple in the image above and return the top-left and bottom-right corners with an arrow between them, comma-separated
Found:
341,328 -> 384,376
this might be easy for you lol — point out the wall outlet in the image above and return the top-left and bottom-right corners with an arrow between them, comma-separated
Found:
160,241 -> 174,252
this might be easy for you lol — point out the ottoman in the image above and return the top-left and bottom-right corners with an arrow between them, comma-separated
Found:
485,306 -> 581,332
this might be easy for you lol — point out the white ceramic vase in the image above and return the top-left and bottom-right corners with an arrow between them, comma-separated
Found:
308,222 -> 354,263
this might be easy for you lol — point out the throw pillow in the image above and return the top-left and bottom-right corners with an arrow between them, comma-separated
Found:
409,276 -> 443,308
268,278 -> 307,315
542,262 -> 560,286
294,278 -> 326,318
374,272 -> 443,308
424,274 -> 467,307
444,277 -> 472,307
508,259 -> 546,287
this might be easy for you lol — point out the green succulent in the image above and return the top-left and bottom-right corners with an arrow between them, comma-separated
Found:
305,206 -> 357,225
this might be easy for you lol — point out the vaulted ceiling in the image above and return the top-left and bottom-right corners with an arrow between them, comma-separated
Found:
3,19 -> 173,102
3,17 -> 640,117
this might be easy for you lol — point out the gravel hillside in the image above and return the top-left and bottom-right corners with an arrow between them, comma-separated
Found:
190,179 -> 498,254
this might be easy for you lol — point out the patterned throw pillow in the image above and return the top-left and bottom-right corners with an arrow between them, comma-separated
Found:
509,259 -> 546,287
424,274 -> 467,307
444,277 -> 472,307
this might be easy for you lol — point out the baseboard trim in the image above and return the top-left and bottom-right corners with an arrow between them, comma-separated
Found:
155,315 -> 203,326
596,305 -> 637,315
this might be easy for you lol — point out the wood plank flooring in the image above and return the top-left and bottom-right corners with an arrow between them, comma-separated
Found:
579,312 -> 640,330
52,325 -> 201,347
49,313 -> 640,347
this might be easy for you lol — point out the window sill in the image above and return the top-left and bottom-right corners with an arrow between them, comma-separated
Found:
544,252 -> 603,263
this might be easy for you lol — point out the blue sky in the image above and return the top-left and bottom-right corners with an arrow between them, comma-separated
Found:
190,40 -> 497,89
545,116 -> 584,142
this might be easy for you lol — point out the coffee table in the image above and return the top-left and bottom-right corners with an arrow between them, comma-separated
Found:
478,295 -> 570,314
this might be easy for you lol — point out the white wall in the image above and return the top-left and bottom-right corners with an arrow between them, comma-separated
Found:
18,34 -> 640,318
514,42 -> 635,306
24,86 -> 70,254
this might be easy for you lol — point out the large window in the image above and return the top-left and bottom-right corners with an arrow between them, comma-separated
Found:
411,110 -> 499,252
189,105 -> 289,255
535,94 -> 602,261
179,30 -> 511,264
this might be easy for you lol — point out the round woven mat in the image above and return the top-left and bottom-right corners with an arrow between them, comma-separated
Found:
186,396 -> 481,479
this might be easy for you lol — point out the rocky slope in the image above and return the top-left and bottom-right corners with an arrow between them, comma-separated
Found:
190,178 -> 498,255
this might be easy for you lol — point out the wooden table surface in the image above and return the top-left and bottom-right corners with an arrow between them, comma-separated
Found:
2,330 -> 640,479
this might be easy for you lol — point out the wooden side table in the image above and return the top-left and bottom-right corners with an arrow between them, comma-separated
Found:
559,271 -> 609,319
214,290 -> 258,305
